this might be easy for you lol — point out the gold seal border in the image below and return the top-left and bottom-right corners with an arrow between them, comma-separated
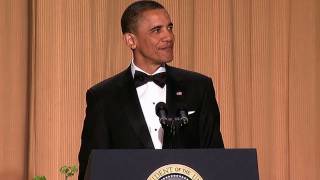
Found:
147,164 -> 203,180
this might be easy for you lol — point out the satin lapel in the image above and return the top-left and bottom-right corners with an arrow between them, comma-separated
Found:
166,65 -> 184,117
120,67 -> 154,148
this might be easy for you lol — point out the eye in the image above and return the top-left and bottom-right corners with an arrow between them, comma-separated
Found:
152,28 -> 161,33
168,25 -> 173,31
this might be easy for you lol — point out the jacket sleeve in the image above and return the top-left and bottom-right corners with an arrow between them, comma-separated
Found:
78,90 -> 110,180
198,78 -> 224,148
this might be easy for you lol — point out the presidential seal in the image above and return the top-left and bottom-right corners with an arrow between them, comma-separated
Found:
147,164 -> 203,180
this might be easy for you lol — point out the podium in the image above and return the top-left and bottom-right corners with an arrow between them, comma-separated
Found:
85,149 -> 259,180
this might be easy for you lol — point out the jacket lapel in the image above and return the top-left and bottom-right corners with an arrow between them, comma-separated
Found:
117,65 -> 183,149
163,65 -> 186,148
119,67 -> 154,149
166,65 -> 184,119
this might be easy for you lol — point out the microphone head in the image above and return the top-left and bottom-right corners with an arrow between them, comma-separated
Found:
155,102 -> 167,117
177,107 -> 189,125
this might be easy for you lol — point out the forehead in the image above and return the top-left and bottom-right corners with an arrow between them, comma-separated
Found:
136,9 -> 172,28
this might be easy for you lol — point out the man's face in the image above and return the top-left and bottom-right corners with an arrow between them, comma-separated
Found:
132,9 -> 175,67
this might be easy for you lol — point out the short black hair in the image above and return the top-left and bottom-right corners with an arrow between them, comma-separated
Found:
121,1 -> 165,34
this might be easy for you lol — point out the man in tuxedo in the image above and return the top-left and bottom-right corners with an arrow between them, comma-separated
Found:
78,1 -> 224,179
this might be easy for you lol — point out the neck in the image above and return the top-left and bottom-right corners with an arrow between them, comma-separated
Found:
133,60 -> 163,74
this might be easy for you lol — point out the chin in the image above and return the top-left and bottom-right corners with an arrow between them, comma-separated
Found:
160,58 -> 173,64
162,54 -> 174,62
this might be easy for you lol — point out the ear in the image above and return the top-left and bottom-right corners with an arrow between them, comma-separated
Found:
123,33 -> 137,50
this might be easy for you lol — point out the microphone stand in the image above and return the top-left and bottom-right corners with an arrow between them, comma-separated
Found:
161,117 -> 186,149
155,102 -> 189,149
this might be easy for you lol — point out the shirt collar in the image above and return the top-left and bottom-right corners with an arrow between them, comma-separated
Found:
130,59 -> 166,78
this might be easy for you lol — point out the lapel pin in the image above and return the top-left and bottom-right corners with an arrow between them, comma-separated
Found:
176,91 -> 183,96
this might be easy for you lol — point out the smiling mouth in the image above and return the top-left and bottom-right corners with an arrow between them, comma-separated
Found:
159,45 -> 173,50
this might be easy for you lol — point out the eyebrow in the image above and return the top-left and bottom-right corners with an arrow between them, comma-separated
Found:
150,22 -> 174,32
150,25 -> 162,32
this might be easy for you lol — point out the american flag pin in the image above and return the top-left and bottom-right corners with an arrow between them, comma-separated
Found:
176,91 -> 183,96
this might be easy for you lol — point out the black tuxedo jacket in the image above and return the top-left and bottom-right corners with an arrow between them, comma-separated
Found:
78,65 -> 224,180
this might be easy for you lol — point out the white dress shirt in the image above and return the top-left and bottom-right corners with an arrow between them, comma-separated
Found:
131,60 -> 166,149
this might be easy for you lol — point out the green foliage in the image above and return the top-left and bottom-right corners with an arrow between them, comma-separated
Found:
33,165 -> 78,180
59,165 -> 78,179
33,176 -> 46,180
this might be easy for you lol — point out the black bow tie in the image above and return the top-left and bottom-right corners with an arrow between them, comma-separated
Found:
134,71 -> 166,88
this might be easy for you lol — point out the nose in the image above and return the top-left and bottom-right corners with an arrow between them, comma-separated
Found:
162,29 -> 174,42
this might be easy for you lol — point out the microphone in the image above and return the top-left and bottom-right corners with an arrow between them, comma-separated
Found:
155,102 -> 168,125
177,108 -> 188,125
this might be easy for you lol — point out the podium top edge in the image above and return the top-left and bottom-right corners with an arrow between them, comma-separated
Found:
91,148 -> 257,152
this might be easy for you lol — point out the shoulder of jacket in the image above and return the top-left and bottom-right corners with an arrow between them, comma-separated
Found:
87,68 -> 128,98
167,65 -> 212,82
